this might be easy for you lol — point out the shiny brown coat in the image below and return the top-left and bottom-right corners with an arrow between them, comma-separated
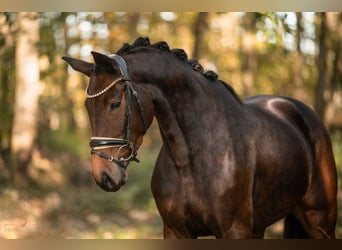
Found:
63,38 -> 337,239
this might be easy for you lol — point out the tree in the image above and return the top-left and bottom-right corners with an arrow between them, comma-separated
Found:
240,13 -> 257,97
0,13 -> 16,179
314,13 -> 328,121
292,12 -> 305,100
331,13 -> 342,90
321,12 -> 342,128
192,12 -> 208,59
11,12 -> 40,185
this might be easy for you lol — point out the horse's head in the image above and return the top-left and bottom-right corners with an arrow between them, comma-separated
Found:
63,52 -> 154,191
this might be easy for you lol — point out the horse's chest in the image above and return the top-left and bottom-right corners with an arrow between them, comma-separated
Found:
181,186 -> 218,234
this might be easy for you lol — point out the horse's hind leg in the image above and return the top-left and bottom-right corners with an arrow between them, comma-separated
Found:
290,203 -> 336,239
284,214 -> 307,238
284,206 -> 335,239
290,143 -> 337,239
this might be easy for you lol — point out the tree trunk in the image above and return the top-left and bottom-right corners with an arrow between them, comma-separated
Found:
331,13 -> 342,90
241,13 -> 257,97
11,12 -> 40,185
314,13 -> 329,121
293,12 -> 306,101
324,13 -> 342,128
127,13 -> 140,39
62,13 -> 77,131
0,13 -> 16,174
192,12 -> 208,59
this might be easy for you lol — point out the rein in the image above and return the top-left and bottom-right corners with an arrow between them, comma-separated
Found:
87,54 -> 147,169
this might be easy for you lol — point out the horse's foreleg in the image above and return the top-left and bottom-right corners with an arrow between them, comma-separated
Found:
163,223 -> 195,239
219,218 -> 254,239
220,225 -> 253,239
163,224 -> 179,239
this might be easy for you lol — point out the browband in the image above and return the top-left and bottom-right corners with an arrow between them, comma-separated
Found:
86,54 -> 130,99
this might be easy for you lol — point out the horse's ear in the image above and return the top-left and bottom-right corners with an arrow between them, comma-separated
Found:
91,51 -> 118,74
62,56 -> 93,77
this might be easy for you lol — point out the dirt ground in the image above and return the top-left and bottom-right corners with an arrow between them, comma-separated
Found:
0,184 -> 341,239
1,140 -> 341,239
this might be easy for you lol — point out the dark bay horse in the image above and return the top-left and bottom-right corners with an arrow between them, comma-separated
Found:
63,37 -> 337,239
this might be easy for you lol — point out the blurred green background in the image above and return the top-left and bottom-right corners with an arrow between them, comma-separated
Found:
0,12 -> 341,238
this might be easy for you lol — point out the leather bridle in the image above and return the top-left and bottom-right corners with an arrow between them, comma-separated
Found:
87,54 -> 147,170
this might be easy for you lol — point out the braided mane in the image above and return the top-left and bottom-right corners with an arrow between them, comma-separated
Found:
117,37 -> 211,78
117,37 -> 241,102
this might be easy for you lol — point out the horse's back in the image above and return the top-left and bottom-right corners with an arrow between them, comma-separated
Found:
245,95 -> 332,152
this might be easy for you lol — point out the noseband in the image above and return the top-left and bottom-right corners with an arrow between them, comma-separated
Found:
87,54 -> 147,169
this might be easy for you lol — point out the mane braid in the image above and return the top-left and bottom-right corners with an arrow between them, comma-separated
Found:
131,37 -> 150,48
188,59 -> 204,73
204,70 -> 218,81
152,41 -> 170,52
171,49 -> 188,61
116,37 -> 241,103
117,43 -> 131,54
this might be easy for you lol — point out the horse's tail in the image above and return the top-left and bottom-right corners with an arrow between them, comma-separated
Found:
284,97 -> 337,187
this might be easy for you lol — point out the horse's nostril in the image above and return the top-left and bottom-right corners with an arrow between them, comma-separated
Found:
101,172 -> 115,190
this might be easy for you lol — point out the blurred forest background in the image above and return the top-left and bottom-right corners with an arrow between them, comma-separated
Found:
0,12 -> 342,238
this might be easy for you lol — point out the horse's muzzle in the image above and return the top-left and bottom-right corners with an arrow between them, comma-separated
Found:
95,165 -> 127,192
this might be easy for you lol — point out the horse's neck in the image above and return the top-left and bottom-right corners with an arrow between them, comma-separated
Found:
127,51 -> 243,172
148,85 -> 190,171
146,74 -> 242,176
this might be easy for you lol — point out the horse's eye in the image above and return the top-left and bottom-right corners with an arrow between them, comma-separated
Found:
110,101 -> 121,110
